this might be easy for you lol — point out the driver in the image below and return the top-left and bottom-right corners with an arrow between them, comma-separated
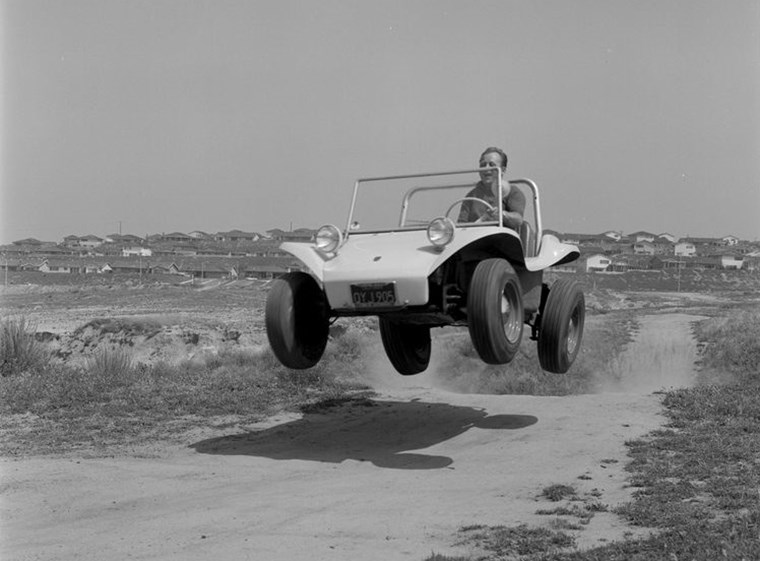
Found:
457,146 -> 525,231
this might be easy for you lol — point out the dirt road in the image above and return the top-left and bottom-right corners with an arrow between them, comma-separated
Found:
1,313 -> 702,561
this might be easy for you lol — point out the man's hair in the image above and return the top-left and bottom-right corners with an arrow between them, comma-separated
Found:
480,146 -> 508,170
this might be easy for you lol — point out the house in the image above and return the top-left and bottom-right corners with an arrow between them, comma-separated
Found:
265,228 -> 315,242
12,238 -> 44,246
171,257 -> 239,279
150,262 -> 182,275
675,242 -> 696,257
104,258 -> 148,274
633,241 -> 655,256
689,256 -> 720,270
629,231 -> 657,243
62,235 -> 81,247
122,247 -> 152,257
159,232 -> 194,243
584,254 -> 612,272
79,235 -> 104,249
188,230 -> 213,240
279,228 -> 315,242
679,237 -> 722,253
719,254 -> 744,270
652,236 -> 674,255
244,263 -> 291,279
661,258 -> 687,270
722,235 -> 740,246
38,259 -> 76,274
215,230 -> 259,242
609,254 -> 658,271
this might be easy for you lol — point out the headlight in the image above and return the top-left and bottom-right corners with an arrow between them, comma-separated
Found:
315,224 -> 342,253
427,217 -> 455,248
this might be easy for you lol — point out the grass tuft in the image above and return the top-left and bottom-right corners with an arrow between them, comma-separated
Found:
459,524 -> 575,557
541,484 -> 578,502
0,317 -> 48,377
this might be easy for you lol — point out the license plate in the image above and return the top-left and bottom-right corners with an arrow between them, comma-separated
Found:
350,283 -> 396,307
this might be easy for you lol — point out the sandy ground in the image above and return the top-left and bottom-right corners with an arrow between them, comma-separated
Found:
0,313 -> 703,561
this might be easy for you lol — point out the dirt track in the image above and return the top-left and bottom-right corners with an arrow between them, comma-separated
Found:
1,313 -> 702,561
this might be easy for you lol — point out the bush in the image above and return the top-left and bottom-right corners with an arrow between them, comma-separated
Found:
0,317 -> 47,377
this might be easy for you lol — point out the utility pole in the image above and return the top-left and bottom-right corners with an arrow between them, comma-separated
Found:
677,260 -> 682,292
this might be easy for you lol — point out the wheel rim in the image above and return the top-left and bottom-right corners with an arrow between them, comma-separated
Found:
566,304 -> 581,354
501,284 -> 522,343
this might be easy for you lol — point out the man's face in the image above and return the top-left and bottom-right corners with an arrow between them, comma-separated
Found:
479,151 -> 503,188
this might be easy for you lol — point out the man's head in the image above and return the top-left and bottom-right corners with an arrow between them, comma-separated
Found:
479,146 -> 508,170
478,146 -> 507,187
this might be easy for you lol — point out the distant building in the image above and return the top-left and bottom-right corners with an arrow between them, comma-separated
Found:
215,230 -> 259,242
633,241 -> 655,256
675,242 -> 696,257
629,231 -> 657,243
78,235 -> 104,249
719,254 -> 744,270
122,247 -> 152,257
584,254 -> 612,272
722,235 -> 740,246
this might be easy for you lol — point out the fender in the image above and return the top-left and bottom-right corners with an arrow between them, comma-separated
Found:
524,234 -> 580,272
280,242 -> 329,282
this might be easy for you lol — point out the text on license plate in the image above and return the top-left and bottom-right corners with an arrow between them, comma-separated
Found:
350,283 -> 397,307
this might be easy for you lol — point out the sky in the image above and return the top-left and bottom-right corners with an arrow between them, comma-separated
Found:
1,0 -> 759,244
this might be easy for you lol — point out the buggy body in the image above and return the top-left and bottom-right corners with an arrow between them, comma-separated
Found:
266,169 -> 584,375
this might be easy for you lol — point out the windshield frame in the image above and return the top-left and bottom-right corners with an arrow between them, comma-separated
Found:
345,168 -> 507,235
343,170 -> 542,242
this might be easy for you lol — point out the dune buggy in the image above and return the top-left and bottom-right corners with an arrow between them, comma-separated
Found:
265,169 -> 584,375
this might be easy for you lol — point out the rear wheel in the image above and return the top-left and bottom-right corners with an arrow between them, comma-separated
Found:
537,278 -> 585,373
379,318 -> 431,375
467,258 -> 524,364
265,272 -> 329,369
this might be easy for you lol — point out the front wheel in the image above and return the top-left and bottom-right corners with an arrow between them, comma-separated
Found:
379,318 -> 431,375
467,258 -> 524,364
265,272 -> 329,369
537,278 -> 585,373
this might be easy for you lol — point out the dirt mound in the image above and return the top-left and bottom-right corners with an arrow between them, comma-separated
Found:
43,316 -> 261,367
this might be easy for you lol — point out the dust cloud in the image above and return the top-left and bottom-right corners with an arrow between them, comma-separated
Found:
358,313 -> 705,397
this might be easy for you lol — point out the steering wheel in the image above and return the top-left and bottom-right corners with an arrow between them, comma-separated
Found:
445,197 -> 496,221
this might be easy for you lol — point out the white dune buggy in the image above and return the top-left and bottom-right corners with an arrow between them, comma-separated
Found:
265,169 -> 584,375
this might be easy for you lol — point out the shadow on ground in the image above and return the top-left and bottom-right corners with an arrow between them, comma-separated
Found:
190,398 -> 537,470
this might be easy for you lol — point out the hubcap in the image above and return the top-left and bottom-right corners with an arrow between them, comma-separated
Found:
501,286 -> 521,343
566,305 -> 580,354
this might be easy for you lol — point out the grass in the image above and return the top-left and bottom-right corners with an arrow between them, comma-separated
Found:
426,306 -> 760,561
0,327 -> 372,455
458,525 -> 576,557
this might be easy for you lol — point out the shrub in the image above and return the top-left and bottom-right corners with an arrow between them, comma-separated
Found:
0,317 -> 47,377
86,346 -> 135,382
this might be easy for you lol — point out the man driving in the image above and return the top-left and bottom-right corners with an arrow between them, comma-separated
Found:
457,146 -> 525,231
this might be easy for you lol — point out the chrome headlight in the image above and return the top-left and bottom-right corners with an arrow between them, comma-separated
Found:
427,217 -> 455,248
315,224 -> 342,253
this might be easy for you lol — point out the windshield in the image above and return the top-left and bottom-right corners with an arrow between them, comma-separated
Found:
344,169 -> 538,235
